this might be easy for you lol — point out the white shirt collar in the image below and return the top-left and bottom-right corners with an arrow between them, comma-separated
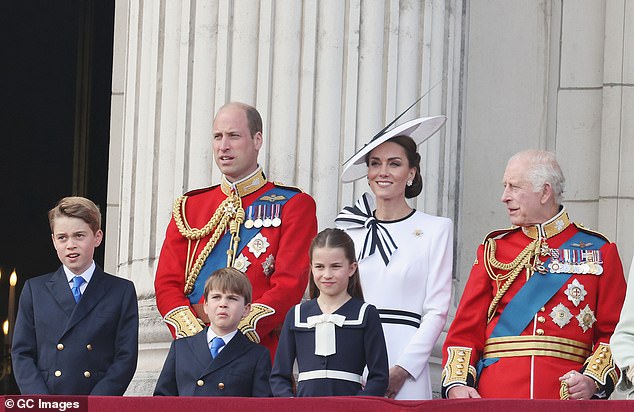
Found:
206,328 -> 238,346
63,261 -> 96,285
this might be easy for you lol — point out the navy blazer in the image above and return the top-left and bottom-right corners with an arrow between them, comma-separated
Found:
11,266 -> 139,395
154,327 -> 272,397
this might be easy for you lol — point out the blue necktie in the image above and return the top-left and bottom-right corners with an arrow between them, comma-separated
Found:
71,276 -> 85,303
210,337 -> 225,359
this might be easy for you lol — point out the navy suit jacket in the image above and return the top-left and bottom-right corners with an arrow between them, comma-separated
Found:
154,327 -> 272,396
11,266 -> 139,395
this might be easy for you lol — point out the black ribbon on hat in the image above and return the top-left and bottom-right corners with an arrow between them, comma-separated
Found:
335,193 -> 398,266
342,79 -> 443,166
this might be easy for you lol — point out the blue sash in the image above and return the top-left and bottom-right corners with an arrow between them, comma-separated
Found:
477,231 -> 605,375
187,187 -> 298,303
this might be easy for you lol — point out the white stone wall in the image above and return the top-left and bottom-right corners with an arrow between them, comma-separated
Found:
107,0 -> 634,397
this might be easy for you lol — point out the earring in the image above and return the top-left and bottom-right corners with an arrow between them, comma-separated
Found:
407,180 -> 412,187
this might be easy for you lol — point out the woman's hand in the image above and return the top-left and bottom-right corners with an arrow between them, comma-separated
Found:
385,365 -> 411,399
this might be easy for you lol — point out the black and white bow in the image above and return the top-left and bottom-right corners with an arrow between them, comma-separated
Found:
335,192 -> 398,265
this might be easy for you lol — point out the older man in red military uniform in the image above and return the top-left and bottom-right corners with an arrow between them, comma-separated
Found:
442,150 -> 625,399
154,102 -> 317,356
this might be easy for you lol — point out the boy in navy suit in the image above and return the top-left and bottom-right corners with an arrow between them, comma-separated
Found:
12,196 -> 139,395
154,267 -> 272,396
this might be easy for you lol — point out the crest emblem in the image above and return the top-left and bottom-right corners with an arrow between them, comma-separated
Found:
576,305 -> 596,332
564,279 -> 587,307
248,233 -> 270,258
233,254 -> 251,273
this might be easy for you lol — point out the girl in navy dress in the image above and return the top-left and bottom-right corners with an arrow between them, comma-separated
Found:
270,228 -> 388,397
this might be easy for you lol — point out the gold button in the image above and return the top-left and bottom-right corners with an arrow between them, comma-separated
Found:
84,371 -> 91,378
55,370 -> 62,377
536,329 -> 544,335
599,353 -> 605,359
592,365 -> 598,370
57,344 -> 64,351
595,359 -> 602,364
537,316 -> 545,323
458,358 -> 465,363
540,307 -> 546,312
456,364 -> 464,369
458,351 -> 465,356
456,371 -> 463,376
218,382 -> 225,390
86,344 -> 93,351
602,347 -> 608,352
196,380 -> 204,387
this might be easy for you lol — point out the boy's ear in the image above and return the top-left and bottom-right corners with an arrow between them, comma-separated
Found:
242,303 -> 252,318
94,229 -> 104,247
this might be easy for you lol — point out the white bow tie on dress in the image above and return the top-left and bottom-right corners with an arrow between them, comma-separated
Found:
306,313 -> 346,356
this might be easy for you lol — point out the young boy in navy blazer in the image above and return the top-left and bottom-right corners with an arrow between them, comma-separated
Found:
154,267 -> 272,396
12,196 -> 139,395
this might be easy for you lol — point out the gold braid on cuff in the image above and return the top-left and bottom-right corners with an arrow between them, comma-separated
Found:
583,342 -> 617,386
164,306 -> 204,338
442,346 -> 476,387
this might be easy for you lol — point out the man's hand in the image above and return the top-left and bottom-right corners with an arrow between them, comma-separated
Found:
385,365 -> 411,399
559,370 -> 597,400
447,385 -> 482,398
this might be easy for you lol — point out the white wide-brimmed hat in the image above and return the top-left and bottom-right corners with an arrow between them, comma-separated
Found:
340,115 -> 447,183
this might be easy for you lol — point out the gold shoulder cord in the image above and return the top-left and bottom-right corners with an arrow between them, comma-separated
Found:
484,238 -> 541,322
172,194 -> 245,295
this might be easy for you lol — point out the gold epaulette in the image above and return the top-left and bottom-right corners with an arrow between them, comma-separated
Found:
272,181 -> 304,193
583,342 -> 618,386
442,346 -> 477,387
573,223 -> 612,243
164,306 -> 204,338
482,226 -> 521,244
237,303 -> 275,343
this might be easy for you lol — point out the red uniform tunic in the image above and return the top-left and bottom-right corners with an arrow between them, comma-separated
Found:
154,170 -> 317,356
442,209 -> 625,399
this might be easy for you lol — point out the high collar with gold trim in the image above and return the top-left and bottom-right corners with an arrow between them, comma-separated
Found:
220,167 -> 267,197
521,207 -> 571,240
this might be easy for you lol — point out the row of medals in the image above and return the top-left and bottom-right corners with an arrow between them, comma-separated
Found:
546,248 -> 603,275
244,204 -> 281,229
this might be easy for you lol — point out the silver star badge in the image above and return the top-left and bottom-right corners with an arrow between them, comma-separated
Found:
233,254 -> 251,273
247,233 -> 270,258
550,303 -> 573,328
576,305 -> 596,332
564,279 -> 587,307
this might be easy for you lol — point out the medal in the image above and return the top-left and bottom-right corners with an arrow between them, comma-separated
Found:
244,206 -> 254,229
263,204 -> 272,227
271,204 -> 281,227
254,205 -> 263,228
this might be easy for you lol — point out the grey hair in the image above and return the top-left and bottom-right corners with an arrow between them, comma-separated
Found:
509,150 -> 566,205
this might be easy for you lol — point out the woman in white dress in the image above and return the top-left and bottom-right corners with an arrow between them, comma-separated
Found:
336,116 -> 453,400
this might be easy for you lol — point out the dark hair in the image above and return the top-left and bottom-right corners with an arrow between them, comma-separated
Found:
308,228 -> 364,300
203,267 -> 252,305
364,135 -> 423,198
48,197 -> 101,234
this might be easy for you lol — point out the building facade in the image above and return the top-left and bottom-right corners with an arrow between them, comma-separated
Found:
105,0 -> 634,396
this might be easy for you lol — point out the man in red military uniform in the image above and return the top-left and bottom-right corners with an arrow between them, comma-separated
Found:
442,150 -> 625,399
154,102 -> 317,356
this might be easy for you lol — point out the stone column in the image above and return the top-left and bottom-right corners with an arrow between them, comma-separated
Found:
107,0 -> 464,396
